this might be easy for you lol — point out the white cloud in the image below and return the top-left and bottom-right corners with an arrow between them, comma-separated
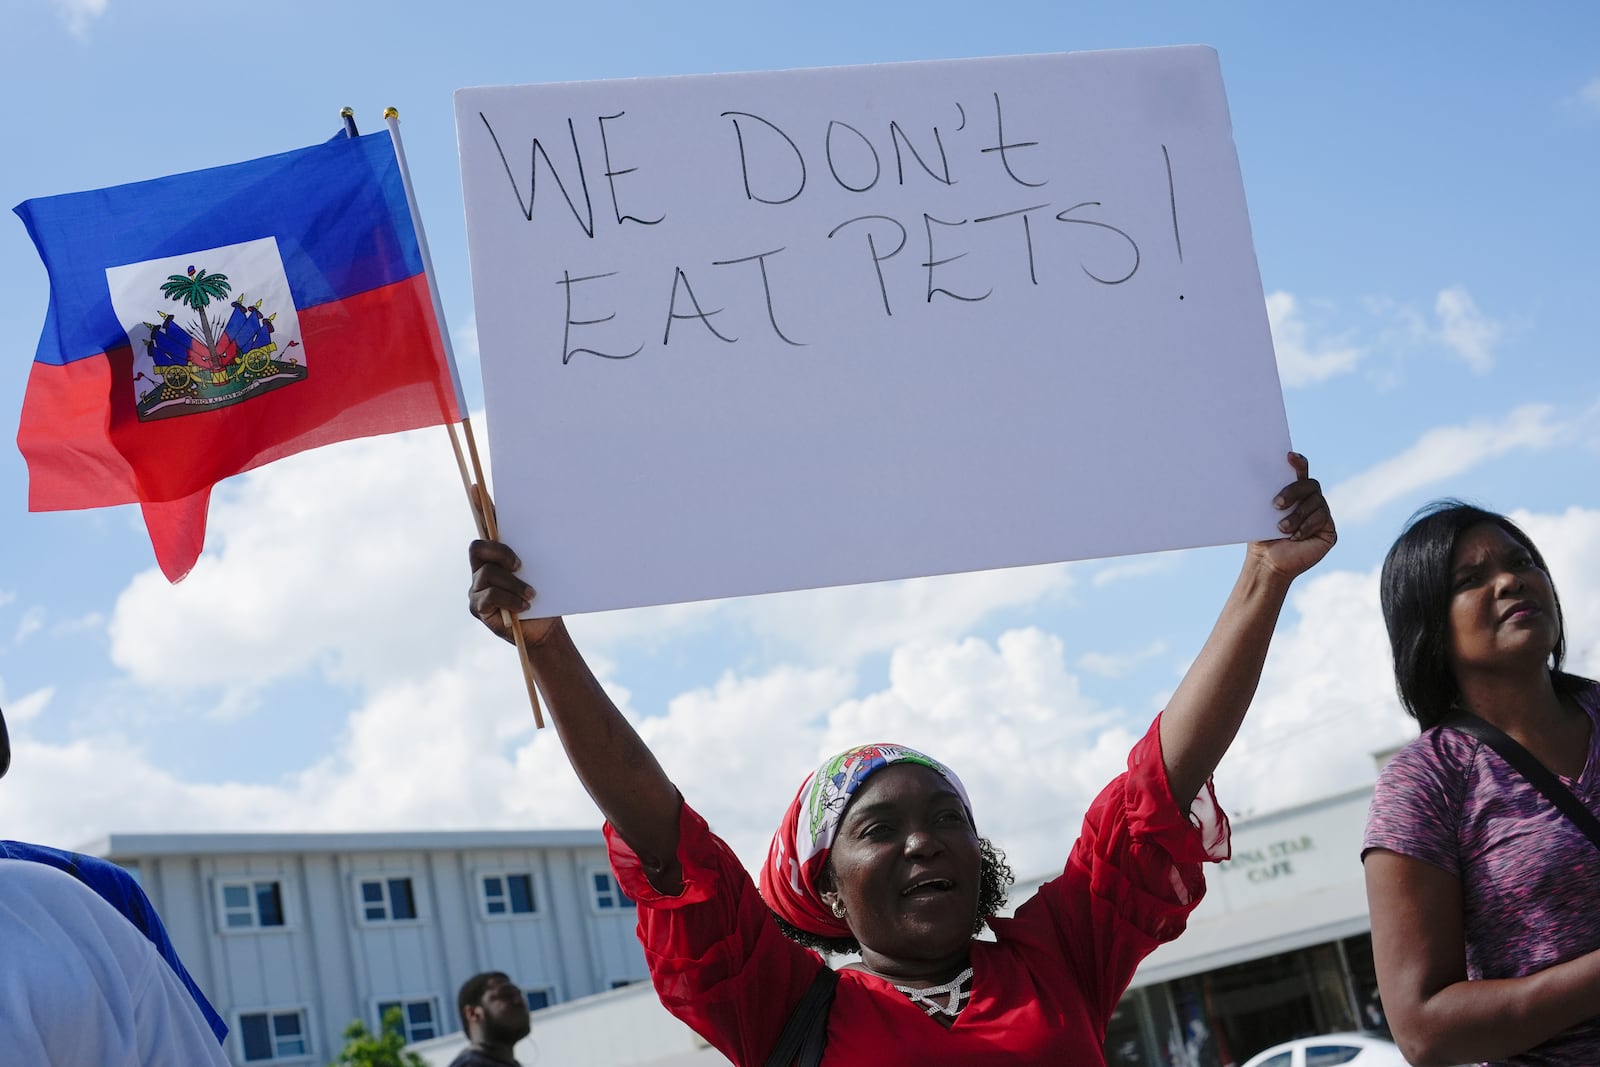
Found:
1268,283 -> 1501,387
1577,77 -> 1600,115
50,0 -> 106,36
108,427 -> 483,693
13,607 -> 45,646
3,620 -> 1120,885
1089,555 -> 1176,589
638,663 -> 859,866
1077,641 -> 1167,679
1433,286 -> 1500,373
286,646 -> 583,831
564,599 -> 727,654
1215,567 -> 1408,814
451,318 -> 481,371
49,612 -> 104,636
724,563 -> 1074,665
1330,404 -> 1565,524
1516,507 -> 1600,679
1266,291 -> 1365,388
1,684 -> 55,725
2,635 -> 602,846
1365,287 -> 1504,377
198,687 -> 266,724
3,731 -> 299,847
817,627 -> 1131,879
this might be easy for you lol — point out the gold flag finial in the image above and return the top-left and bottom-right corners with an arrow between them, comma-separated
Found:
383,107 -> 399,120
339,106 -> 354,118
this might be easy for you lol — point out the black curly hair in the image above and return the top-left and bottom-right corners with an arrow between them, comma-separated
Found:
770,836 -> 1014,956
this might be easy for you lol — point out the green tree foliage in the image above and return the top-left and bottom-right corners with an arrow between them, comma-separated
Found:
328,1006 -> 429,1067
160,267 -> 232,313
159,266 -> 232,352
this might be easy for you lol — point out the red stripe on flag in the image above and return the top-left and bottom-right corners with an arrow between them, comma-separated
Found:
107,274 -> 459,504
20,274 -> 461,580
18,352 -> 141,510
139,490 -> 215,584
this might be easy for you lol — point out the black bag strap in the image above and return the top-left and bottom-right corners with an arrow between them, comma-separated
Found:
1445,713 -> 1600,851
762,964 -> 838,1067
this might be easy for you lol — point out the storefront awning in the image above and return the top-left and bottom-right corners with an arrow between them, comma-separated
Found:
1129,877 -> 1371,988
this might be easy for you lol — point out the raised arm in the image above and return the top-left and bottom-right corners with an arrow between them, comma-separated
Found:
469,540 -> 685,893
1366,850 -> 1600,1065
1159,453 -> 1336,807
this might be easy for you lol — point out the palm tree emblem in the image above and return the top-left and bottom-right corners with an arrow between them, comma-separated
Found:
159,265 -> 232,360
133,260 -> 306,422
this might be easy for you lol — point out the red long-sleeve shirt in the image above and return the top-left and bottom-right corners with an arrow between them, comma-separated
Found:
605,715 -> 1229,1065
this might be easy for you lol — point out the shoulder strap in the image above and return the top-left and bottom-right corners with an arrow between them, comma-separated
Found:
1445,714 -> 1600,851
763,964 -> 839,1067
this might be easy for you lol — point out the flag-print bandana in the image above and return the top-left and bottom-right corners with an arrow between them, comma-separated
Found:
760,743 -> 974,939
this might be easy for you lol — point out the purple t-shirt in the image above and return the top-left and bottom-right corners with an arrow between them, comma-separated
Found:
1363,685 -> 1600,1066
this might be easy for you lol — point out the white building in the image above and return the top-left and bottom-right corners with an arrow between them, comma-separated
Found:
82,829 -> 650,1066
1007,782 -> 1385,1066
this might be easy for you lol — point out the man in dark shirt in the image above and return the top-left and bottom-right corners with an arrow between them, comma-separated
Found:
450,970 -> 532,1067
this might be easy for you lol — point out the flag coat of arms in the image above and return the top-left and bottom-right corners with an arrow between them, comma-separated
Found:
15,131 -> 462,581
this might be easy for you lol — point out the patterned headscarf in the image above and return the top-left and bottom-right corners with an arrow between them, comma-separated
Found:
759,742 -> 974,939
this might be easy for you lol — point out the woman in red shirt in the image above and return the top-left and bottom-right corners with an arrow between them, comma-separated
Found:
468,454 -> 1334,1065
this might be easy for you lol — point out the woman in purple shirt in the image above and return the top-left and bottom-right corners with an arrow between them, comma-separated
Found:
1364,502 -> 1600,1066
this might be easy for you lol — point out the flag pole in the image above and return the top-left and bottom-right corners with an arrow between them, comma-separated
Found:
340,107 -> 360,138
361,108 -> 477,517
381,107 -> 546,729
379,108 -> 477,514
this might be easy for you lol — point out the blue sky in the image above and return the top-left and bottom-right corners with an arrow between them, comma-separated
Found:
1,0 -> 1598,880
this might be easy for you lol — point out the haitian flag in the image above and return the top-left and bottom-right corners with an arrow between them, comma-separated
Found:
14,131 -> 463,581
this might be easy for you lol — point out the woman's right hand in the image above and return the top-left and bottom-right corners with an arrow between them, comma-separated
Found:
468,539 -> 563,646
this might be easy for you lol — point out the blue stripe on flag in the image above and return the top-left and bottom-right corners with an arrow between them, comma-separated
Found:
15,132 -> 422,367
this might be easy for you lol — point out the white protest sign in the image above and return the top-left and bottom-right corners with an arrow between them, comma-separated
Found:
456,46 -> 1290,617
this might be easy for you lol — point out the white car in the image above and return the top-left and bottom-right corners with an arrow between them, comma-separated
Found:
1239,1032 -> 1408,1067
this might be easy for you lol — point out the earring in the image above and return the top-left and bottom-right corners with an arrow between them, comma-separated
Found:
829,899 -> 846,919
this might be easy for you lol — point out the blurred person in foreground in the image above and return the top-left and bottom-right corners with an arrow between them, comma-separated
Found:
468,455 -> 1334,1065
0,703 -> 229,1063
1365,502 -> 1600,1066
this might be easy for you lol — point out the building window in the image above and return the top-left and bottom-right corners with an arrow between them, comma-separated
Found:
358,877 -> 417,922
220,880 -> 286,930
525,988 -> 553,1011
590,870 -> 635,911
376,998 -> 439,1043
239,1008 -> 308,1063
481,872 -> 537,916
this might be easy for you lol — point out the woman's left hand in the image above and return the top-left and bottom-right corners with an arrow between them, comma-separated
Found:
1251,452 -> 1336,581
